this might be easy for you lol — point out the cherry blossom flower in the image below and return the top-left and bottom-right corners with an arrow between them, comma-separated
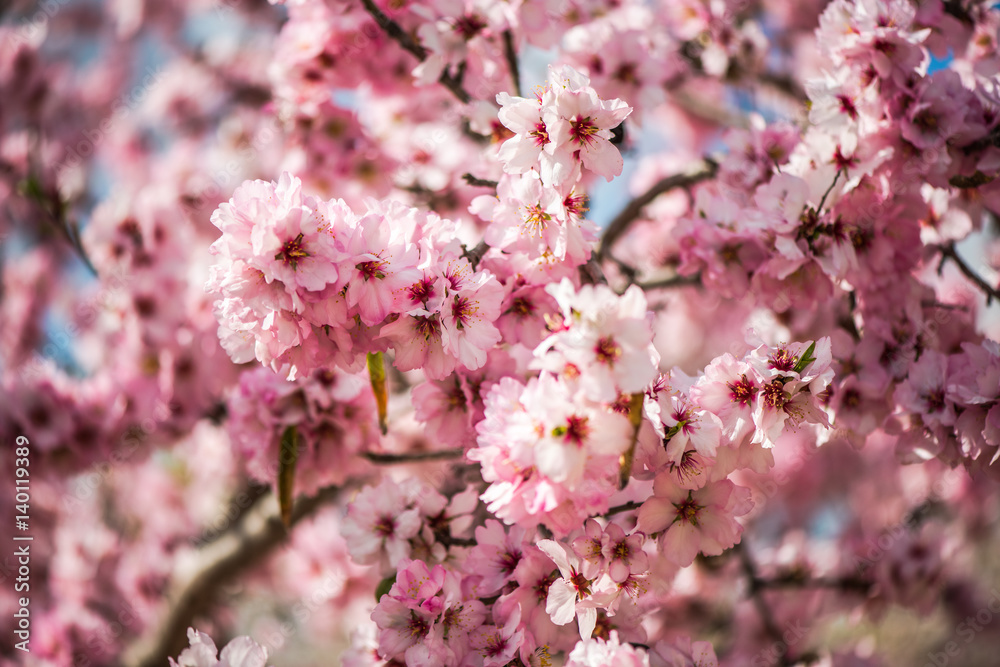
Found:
440,268 -> 505,370
341,478 -> 424,572
537,539 -> 604,639
169,629 -> 270,667
344,208 -> 422,326
565,630 -> 650,667
637,476 -> 753,567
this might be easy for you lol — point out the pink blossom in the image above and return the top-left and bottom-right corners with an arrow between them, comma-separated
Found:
341,478 -> 424,572
440,268 -> 504,370
169,629 -> 270,667
344,208 -> 422,326
537,538 -> 603,639
465,519 -> 527,595
540,280 -> 659,403
546,80 -> 632,182
637,476 -> 753,567
565,630 -> 650,667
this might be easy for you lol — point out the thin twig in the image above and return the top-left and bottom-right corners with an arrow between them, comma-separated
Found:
360,0 -> 472,104
737,543 -> 798,667
755,573 -> 871,593
579,253 -> 610,286
361,0 -> 426,59
636,273 -> 701,290
604,500 -> 642,516
20,175 -> 98,276
462,240 -> 490,269
362,448 -> 465,464
462,173 -> 499,189
598,159 -> 718,259
502,29 -> 521,97
757,70 -> 808,104
938,242 -> 1000,305
604,253 -> 638,288
126,484 -> 345,667
815,168 -> 843,215
942,0 -> 975,24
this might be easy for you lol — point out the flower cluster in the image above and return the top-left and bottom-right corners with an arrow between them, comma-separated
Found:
467,280 -> 657,534
14,0 -> 1000,665
207,172 -> 504,380
340,477 -> 478,575
170,628 -> 270,667
226,366 -> 378,495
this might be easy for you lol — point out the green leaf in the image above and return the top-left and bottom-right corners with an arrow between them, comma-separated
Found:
375,573 -> 396,602
278,425 -> 299,527
368,352 -> 388,435
18,175 -> 44,202
618,393 -> 645,490
792,341 -> 816,375
661,422 -> 683,449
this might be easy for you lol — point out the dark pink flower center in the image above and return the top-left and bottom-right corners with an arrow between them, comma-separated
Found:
356,258 -> 388,280
530,121 -> 549,146
508,296 -> 535,319
768,347 -> 795,372
407,276 -> 436,303
553,415 -> 590,446
762,379 -> 788,410
594,336 -> 622,365
498,549 -> 522,575
836,94 -> 858,120
483,630 -> 509,657
912,108 -> 939,133
453,14 -> 486,40
669,450 -> 701,482
275,233 -> 309,268
407,611 -> 429,638
563,190 -> 588,217
570,116 -> 599,145
570,570 -> 591,599
413,315 -> 441,340
924,389 -> 946,412
452,296 -> 477,328
374,515 -> 396,537
728,374 -> 757,406
674,495 -> 703,526
534,572 -> 557,602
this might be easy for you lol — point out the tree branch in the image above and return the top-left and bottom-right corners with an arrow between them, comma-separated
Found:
754,572 -> 871,593
125,484 -> 345,667
636,273 -> 701,290
360,0 -> 472,104
604,500 -> 642,517
462,239 -> 490,269
757,70 -> 808,104
502,29 -> 521,97
937,242 -> 1000,305
736,543 -> 798,667
361,448 -> 465,464
19,174 -> 98,276
462,173 -> 499,190
598,158 -> 718,259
